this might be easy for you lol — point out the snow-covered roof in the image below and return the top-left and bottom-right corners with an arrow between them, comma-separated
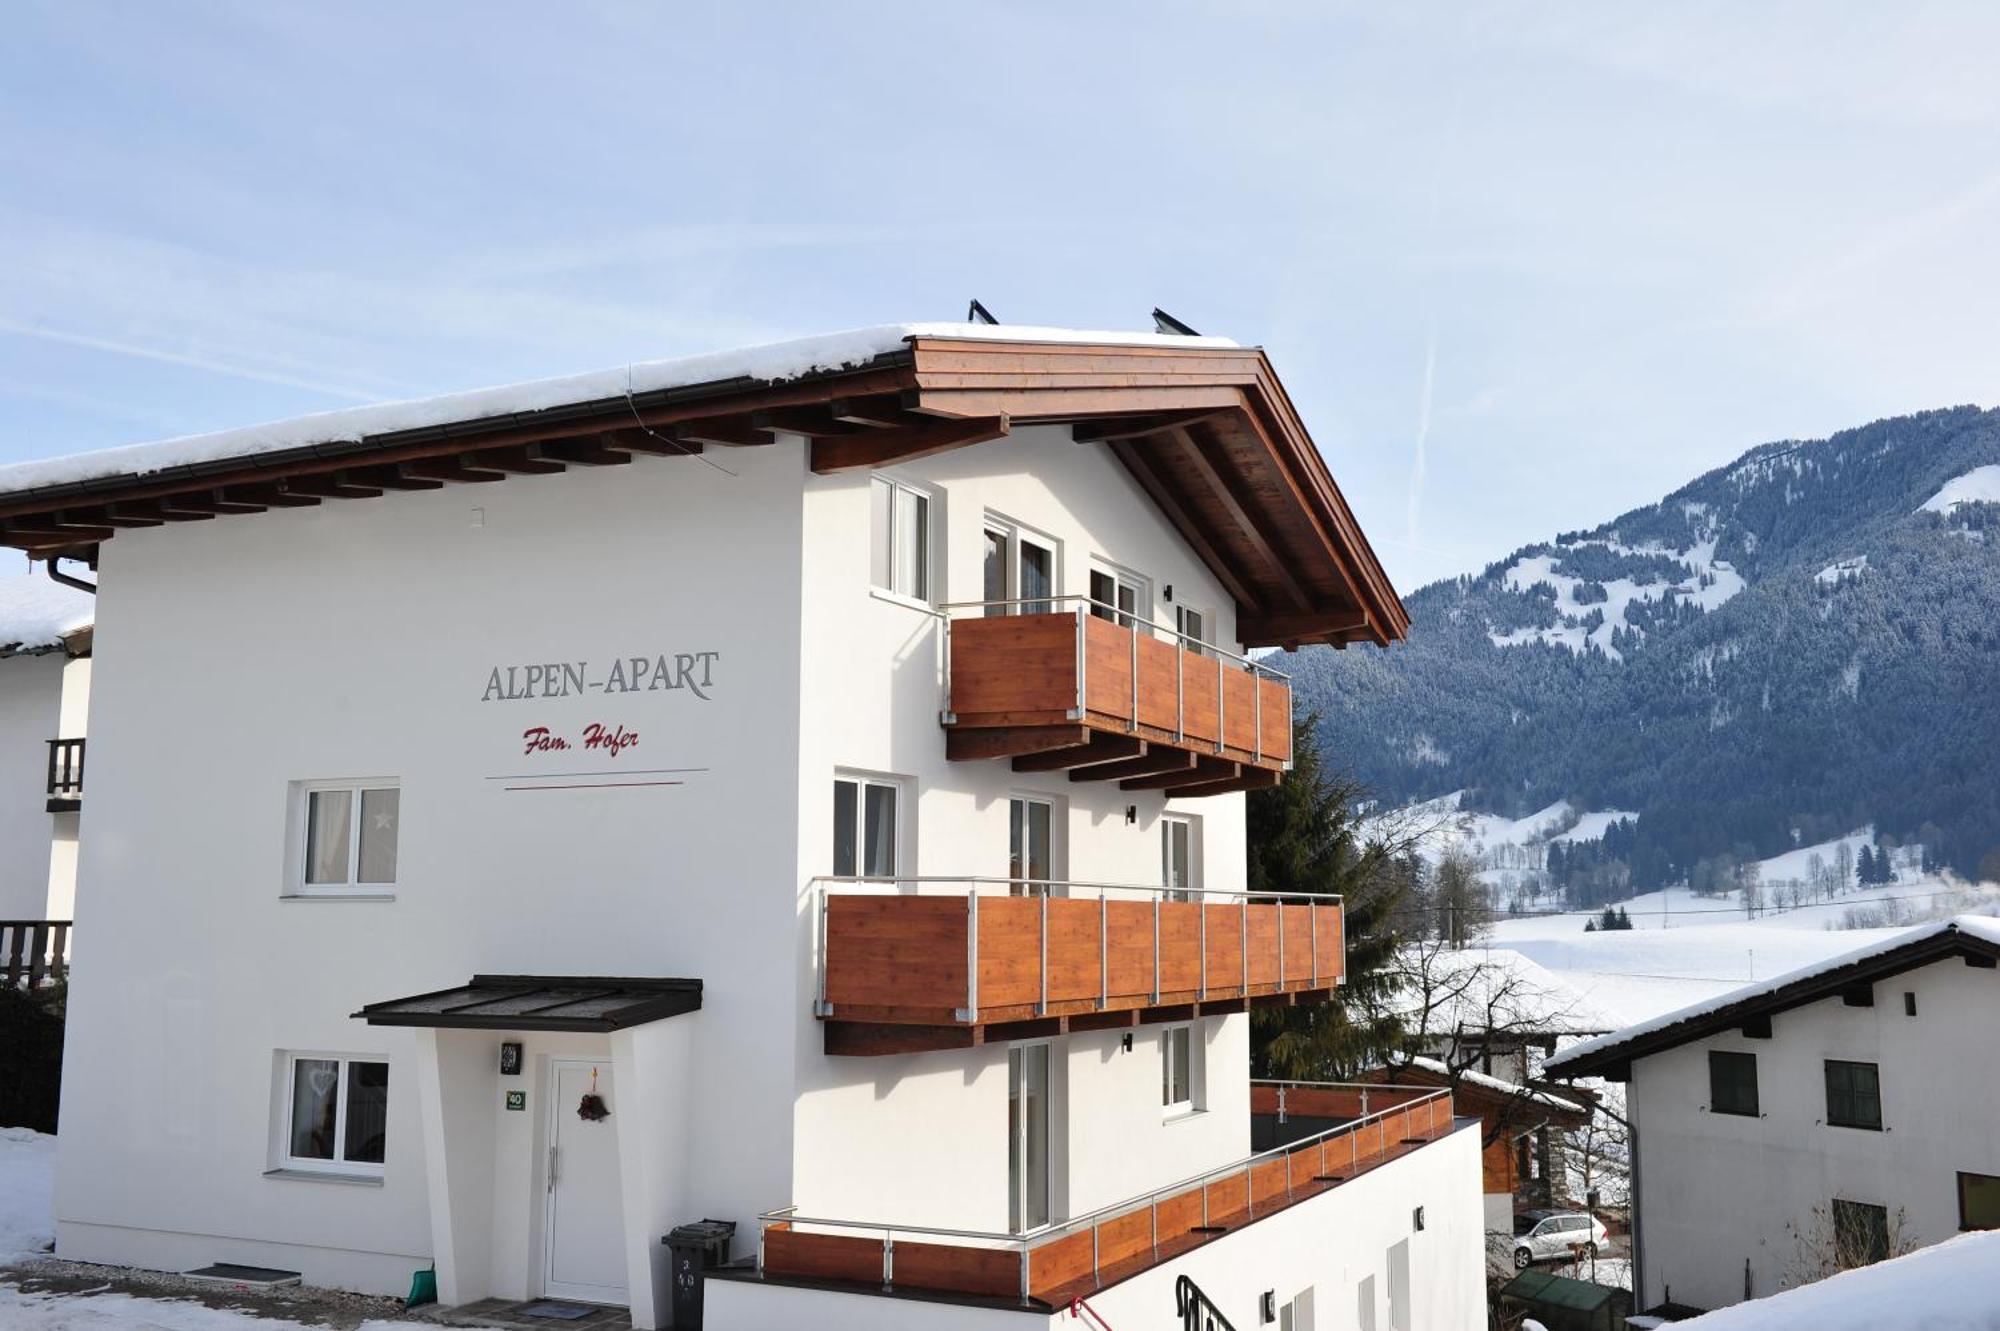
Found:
1671,1228 -> 2000,1330
1398,1055 -> 1592,1114
0,323 -> 1240,498
1395,945 -> 1623,1038
1547,915 -> 2000,1076
0,565 -> 92,655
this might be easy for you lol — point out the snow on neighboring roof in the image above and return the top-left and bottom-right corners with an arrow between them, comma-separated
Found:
1547,915 -> 2000,1073
1396,945 -> 1623,1037
1400,1055 -> 1590,1114
0,565 -> 92,655
1918,463 -> 2000,515
0,322 -> 1242,498
1672,1229 -> 2000,1330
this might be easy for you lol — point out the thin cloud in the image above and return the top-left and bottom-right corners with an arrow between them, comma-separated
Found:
0,317 -> 380,402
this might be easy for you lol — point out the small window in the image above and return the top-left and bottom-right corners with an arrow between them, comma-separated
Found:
1961,1172 -> 2000,1231
1904,991 -> 1917,1017
984,519 -> 1056,616
1830,1198 -> 1890,1268
1162,816 -> 1197,902
1089,566 -> 1145,628
1009,797 -> 1054,894
1176,604 -> 1209,656
1825,1059 -> 1883,1130
292,781 -> 399,895
1162,1025 -> 1199,1115
870,476 -> 931,603
833,776 -> 900,879
283,1054 -> 389,1174
1709,1050 -> 1760,1117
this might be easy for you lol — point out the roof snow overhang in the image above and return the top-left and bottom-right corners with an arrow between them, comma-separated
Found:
354,974 -> 702,1032
1546,919 -> 2000,1081
0,328 -> 1406,649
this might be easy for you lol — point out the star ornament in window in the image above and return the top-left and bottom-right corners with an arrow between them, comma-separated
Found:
372,812 -> 396,831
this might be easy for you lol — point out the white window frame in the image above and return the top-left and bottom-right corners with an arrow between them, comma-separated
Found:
1008,1039 -> 1055,1233
1088,561 -> 1149,630
275,1051 -> 389,1178
1009,793 -> 1062,895
1162,814 -> 1198,902
833,771 -> 906,880
286,778 -> 401,899
869,473 -> 937,608
983,515 -> 1061,615
1175,603 -> 1212,657
1162,1022 -> 1202,1118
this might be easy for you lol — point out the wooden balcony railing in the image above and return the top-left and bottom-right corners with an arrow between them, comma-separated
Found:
3,920 -> 71,988
46,737 -> 84,810
813,877 -> 1342,1055
941,599 -> 1291,797
757,1086 -> 1454,1307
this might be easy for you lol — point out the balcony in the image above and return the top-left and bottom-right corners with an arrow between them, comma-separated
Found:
755,1085 -> 1454,1308
813,877 -> 1343,1055
45,737 -> 83,812
3,920 -> 70,988
941,599 -> 1291,796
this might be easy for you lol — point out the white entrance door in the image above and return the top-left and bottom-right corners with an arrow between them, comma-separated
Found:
544,1061 -> 628,1305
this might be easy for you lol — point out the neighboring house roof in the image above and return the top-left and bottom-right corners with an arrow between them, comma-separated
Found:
0,323 -> 1407,648
0,565 -> 93,657
1364,1056 -> 1593,1126
1546,916 -> 2000,1081
1396,945 -> 1624,1040
1667,1227 -> 2000,1330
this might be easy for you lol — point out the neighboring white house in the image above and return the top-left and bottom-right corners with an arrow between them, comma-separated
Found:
1546,915 -> 2000,1318
13,323 -> 1486,1330
0,561 -> 92,930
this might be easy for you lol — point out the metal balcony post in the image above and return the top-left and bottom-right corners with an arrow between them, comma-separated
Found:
1175,642 -> 1185,741
1038,890 -> 1049,1016
1198,901 -> 1208,1000
815,886 -> 831,1016
1240,898 -> 1249,997
1151,896 -> 1161,1004
1215,654 -> 1225,754
1277,904 -> 1285,989
939,618 -> 957,725
1151,1199 -> 1159,1258
883,1234 -> 895,1288
1310,904 -> 1318,987
1129,617 -> 1139,732
1020,1241 -> 1032,1306
1098,888 -> 1109,1009
1072,606 -> 1088,721
961,890 -> 980,1023
1253,664 -> 1263,764
1277,1085 -> 1288,1123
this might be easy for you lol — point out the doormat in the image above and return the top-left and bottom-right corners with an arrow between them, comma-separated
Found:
517,1303 -> 599,1321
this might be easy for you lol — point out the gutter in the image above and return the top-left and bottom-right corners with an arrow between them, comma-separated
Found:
45,555 -> 96,596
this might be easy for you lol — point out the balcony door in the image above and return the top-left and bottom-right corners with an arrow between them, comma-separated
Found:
1089,566 -> 1144,629
1009,797 -> 1054,895
1008,1043 -> 1051,1232
1162,815 -> 1196,902
985,520 -> 1055,616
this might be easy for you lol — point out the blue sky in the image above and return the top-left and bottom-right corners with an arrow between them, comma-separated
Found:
3,3 -> 1997,590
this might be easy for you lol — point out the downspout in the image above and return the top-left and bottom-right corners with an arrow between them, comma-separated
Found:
44,556 -> 97,596
1626,1069 -> 1645,1309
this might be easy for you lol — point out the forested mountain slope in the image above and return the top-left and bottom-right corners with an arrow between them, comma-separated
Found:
1287,405 -> 2000,885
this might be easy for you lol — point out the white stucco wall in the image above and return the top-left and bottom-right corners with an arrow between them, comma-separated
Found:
0,651 -> 64,920
790,424 -> 1258,1232
56,446 -> 805,1298
1629,954 -> 2000,1312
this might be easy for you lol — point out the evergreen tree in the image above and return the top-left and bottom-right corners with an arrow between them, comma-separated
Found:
1856,845 -> 1876,885
1249,713 -> 1415,1079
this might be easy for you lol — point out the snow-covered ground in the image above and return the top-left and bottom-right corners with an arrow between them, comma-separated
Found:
1,1128 -> 419,1330
1486,531 -> 1744,662
1670,1228 -> 2000,1329
1918,463 -> 2000,515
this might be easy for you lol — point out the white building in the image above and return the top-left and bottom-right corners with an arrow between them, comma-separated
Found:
1546,916 -> 2000,1318
13,322 -> 1485,1329
0,563 -> 92,946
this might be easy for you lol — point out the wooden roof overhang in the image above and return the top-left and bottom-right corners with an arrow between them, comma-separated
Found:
1547,922 -> 2000,1082
0,335 -> 1405,648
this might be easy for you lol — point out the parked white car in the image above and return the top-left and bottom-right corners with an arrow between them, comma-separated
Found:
1512,1210 -> 1608,1268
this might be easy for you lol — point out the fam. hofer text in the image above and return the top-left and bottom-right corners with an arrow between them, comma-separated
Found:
480,652 -> 721,702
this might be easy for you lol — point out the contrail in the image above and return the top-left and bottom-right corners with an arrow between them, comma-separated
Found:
1407,324 -> 1437,542
0,317 -> 380,402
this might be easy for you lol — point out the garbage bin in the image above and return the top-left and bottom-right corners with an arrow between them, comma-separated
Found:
662,1218 -> 736,1329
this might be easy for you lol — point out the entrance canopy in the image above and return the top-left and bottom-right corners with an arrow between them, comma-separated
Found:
353,974 -> 701,1032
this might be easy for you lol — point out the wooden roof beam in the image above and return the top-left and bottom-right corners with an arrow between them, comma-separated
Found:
541,438 -> 634,467
595,428 -> 699,458
288,472 -> 388,499
829,396 -> 914,428
223,484 -> 320,509
1104,438 -> 1263,613
473,445 -> 566,476
1173,428 -> 1311,612
405,457 -> 506,485
1122,756 -> 1235,792
812,415 -> 1010,475
1071,409 -> 1235,444
752,407 -> 860,439
161,489 -> 266,516
670,417 -> 769,448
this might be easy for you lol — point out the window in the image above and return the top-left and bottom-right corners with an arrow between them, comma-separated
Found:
1162,815 -> 1196,902
833,777 -> 899,878
1161,1024 -> 1199,1115
283,1054 -> 388,1174
1708,1050 -> 1760,1117
292,781 -> 399,895
1830,1198 -> 1890,1268
1961,1173 -> 2000,1231
1278,1288 -> 1316,1331
1008,1043 -> 1051,1232
1824,1059 -> 1882,1130
1904,991 -> 1917,1017
1089,566 -> 1145,628
869,476 -> 931,602
984,520 -> 1055,615
1009,797 -> 1053,894
1176,604 -> 1209,655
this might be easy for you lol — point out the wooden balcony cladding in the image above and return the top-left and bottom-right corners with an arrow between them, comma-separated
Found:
757,1088 -> 1454,1309
817,890 -> 1342,1053
943,607 -> 1291,797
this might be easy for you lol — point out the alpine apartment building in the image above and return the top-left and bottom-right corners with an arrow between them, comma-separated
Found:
12,322 -> 1485,1329
1547,916 -> 2000,1317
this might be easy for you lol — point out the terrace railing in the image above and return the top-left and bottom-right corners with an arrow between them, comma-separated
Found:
2,920 -> 70,988
758,1085 -> 1453,1305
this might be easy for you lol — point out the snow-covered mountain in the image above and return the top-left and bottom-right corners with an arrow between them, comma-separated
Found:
1287,404 -> 2000,889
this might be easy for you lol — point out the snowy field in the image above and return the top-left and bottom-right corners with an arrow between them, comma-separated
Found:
1,1129 -> 419,1330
